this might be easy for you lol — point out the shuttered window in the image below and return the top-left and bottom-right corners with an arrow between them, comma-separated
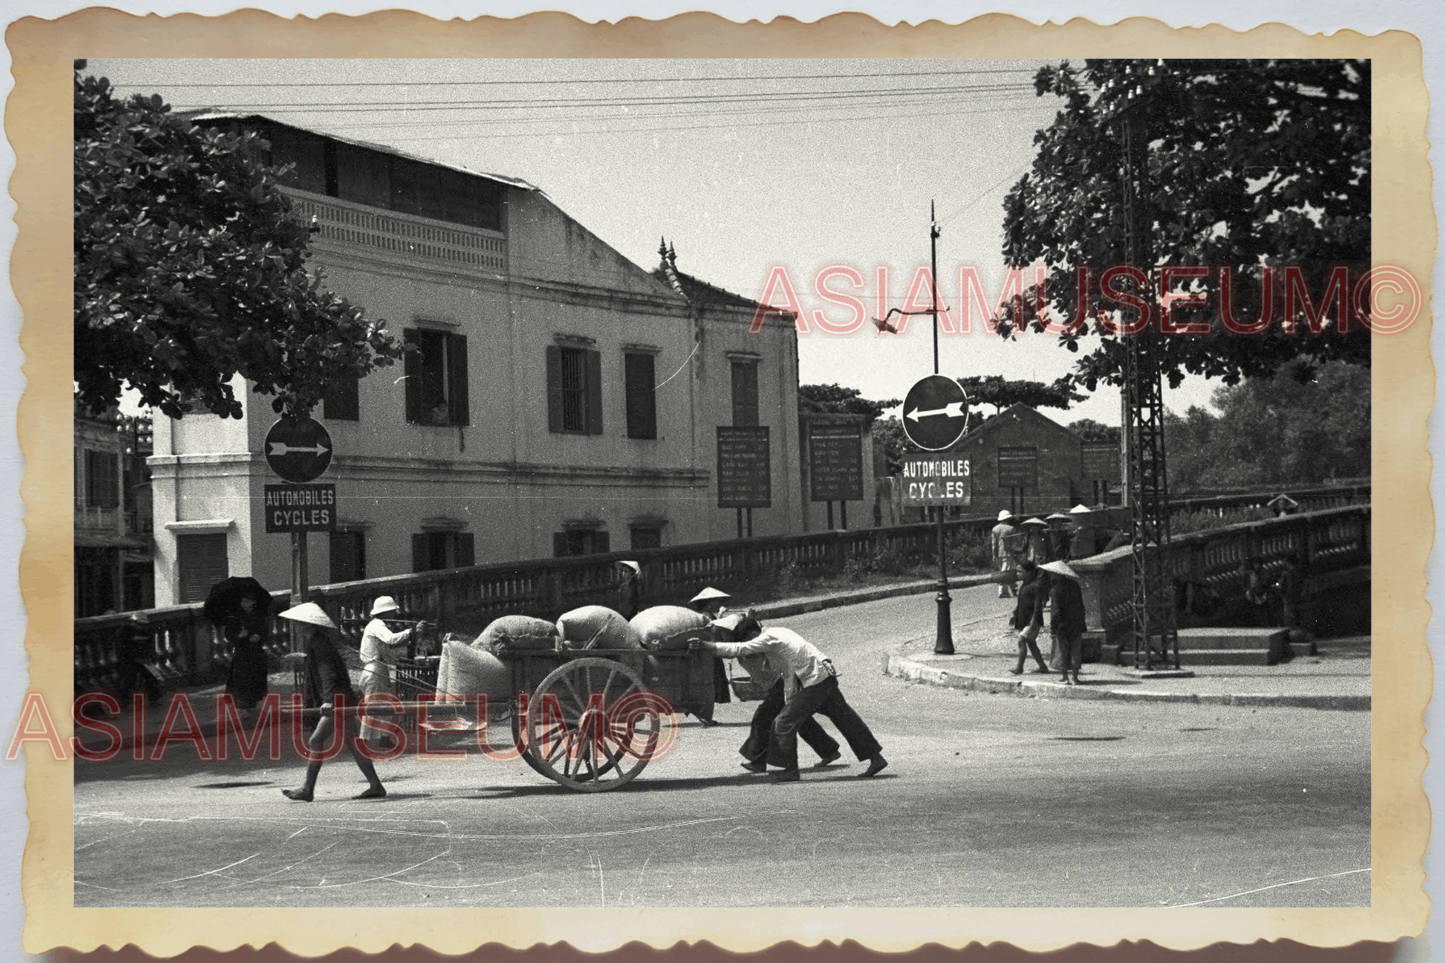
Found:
323,371 -> 360,422
329,530 -> 366,583
410,532 -> 475,573
624,353 -> 657,440
630,524 -> 663,550
731,360 -> 760,427
176,534 -> 229,604
546,345 -> 603,435
84,449 -> 119,509
552,529 -> 610,557
404,328 -> 470,426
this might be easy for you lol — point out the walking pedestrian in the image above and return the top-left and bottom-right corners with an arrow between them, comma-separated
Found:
990,511 -> 1019,598
1020,517 -> 1050,564
697,614 -> 886,782
688,586 -> 733,708
1008,561 -> 1050,675
202,576 -> 274,715
358,596 -> 428,747
1040,560 -> 1087,685
279,602 -> 386,802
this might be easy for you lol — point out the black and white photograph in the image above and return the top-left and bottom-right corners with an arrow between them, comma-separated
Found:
11,5 -> 1437,959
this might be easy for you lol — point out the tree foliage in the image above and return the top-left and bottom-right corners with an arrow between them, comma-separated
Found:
1066,418 -> 1121,444
798,384 -> 899,427
74,67 -> 404,419
1165,360 -> 1369,491
998,59 -> 1370,391
957,375 -> 1084,419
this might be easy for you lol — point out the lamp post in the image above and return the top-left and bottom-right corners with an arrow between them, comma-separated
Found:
930,202 -> 954,656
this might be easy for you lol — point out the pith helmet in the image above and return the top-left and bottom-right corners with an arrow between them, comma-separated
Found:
279,602 -> 337,629
996,510 -> 1014,522
370,596 -> 400,617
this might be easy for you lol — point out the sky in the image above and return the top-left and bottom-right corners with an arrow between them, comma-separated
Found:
85,56 -> 1223,426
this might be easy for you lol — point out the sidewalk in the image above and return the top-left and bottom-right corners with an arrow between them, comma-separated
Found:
744,575 -> 1369,710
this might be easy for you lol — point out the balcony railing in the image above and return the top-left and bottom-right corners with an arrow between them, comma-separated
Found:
286,190 -> 507,275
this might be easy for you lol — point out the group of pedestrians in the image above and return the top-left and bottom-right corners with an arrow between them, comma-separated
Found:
1007,560 -> 1087,685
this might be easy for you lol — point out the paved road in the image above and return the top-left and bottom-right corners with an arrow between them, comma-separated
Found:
73,586 -> 1369,908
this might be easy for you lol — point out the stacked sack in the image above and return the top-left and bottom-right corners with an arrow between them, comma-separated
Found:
477,615 -> 560,659
436,640 -> 513,709
556,605 -> 637,652
629,605 -> 715,719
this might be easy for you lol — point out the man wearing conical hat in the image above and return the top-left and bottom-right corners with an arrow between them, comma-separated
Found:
989,511 -> 1020,598
278,602 -> 387,802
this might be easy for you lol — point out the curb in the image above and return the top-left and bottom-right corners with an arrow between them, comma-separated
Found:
885,651 -> 1370,711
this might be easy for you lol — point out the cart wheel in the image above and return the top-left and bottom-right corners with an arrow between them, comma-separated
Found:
524,657 -> 669,792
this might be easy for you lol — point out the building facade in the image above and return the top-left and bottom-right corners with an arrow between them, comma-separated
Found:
149,115 -> 803,606
75,404 -> 154,616
950,404 -> 1111,517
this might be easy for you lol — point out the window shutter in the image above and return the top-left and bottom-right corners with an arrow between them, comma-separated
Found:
546,346 -> 564,433
177,534 -> 229,604
553,532 -> 568,557
585,349 -> 604,435
448,334 -> 470,426
404,330 -> 423,423
454,533 -> 475,568
625,354 -> 657,440
411,534 -> 428,573
594,530 -> 610,555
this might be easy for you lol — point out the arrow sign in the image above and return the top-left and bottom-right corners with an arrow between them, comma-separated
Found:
906,402 -> 966,422
267,441 -> 331,457
264,416 -> 334,484
901,375 -> 970,452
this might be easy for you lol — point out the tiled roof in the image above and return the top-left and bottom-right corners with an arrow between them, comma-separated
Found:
650,239 -> 788,313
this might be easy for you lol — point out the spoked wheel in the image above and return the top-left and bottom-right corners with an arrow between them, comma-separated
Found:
524,656 -> 670,792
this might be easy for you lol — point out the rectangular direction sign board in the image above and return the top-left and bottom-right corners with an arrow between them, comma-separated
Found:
997,446 -> 1039,490
716,426 -> 772,509
1081,442 -> 1122,482
263,484 -> 337,533
900,454 -> 972,506
809,422 -> 864,502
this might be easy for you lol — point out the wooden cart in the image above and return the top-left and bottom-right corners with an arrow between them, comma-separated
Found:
391,645 -> 715,793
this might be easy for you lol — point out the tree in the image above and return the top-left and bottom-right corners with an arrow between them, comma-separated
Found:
798,383 -> 899,427
1066,418 -> 1121,444
1164,360 -> 1369,491
997,59 -> 1370,392
957,375 -> 1084,423
74,66 -> 404,419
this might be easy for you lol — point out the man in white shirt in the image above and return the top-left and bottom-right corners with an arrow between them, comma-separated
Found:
699,615 -> 887,782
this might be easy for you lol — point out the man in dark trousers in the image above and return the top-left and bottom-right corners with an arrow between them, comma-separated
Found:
698,614 -> 886,783
1040,560 -> 1088,685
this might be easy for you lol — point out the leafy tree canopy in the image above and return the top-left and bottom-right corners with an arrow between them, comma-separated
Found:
1165,359 -> 1369,491
998,59 -> 1370,392
957,375 -> 1084,419
1066,418 -> 1122,444
799,384 -> 899,427
74,66 -> 404,419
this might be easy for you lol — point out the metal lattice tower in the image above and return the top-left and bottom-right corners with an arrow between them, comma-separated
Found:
1118,66 -> 1180,670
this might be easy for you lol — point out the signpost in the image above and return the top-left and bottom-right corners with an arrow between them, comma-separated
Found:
264,417 -> 335,617
1082,441 -> 1122,505
899,454 -> 971,507
901,375 -> 970,452
716,426 -> 770,538
808,421 -> 864,529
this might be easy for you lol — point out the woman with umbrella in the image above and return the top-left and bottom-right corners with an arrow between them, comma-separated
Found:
203,576 -> 274,714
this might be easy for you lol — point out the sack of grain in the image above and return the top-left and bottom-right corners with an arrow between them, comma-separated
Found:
629,605 -> 711,651
557,605 -> 637,651
476,615 -> 560,659
437,640 -> 513,706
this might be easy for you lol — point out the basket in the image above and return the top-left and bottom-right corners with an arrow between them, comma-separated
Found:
394,656 -> 441,701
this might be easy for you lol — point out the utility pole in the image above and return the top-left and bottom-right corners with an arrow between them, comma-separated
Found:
1114,63 -> 1180,671
930,201 -> 954,656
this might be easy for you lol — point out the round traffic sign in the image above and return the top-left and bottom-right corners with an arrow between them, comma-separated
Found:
901,375 -> 970,451
264,416 -> 333,483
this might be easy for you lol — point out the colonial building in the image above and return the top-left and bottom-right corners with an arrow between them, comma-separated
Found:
75,404 -> 153,615
148,114 -> 803,606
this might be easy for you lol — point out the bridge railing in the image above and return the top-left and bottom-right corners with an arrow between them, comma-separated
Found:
1071,505 -> 1371,645
73,484 -> 1370,695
